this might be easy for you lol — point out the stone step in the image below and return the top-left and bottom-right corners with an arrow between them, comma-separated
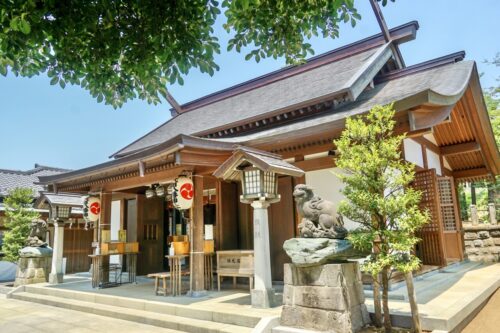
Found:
21,284 -> 261,329
12,291 -> 253,333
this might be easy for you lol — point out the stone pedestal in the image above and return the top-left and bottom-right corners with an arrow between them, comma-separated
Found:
251,200 -> 275,308
14,255 -> 52,287
278,262 -> 369,333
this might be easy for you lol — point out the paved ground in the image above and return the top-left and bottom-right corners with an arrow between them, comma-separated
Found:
462,288 -> 500,333
364,261 -> 500,331
0,294 -> 183,333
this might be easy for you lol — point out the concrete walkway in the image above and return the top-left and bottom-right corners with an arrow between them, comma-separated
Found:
364,261 -> 500,332
0,294 -> 182,333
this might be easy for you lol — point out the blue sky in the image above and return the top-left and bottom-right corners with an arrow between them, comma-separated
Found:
1,1 -> 499,171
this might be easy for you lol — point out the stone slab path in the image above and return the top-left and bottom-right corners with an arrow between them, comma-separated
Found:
0,294 -> 183,333
364,261 -> 500,332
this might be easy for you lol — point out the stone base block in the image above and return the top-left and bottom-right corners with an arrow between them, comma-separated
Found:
49,273 -> 63,284
14,256 -> 51,287
252,288 -> 276,308
280,262 -> 369,333
186,290 -> 208,298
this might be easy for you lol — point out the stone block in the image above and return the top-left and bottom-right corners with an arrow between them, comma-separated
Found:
281,305 -> 349,332
466,248 -> 479,255
464,232 -> 478,240
494,238 -> 500,246
284,285 -> 346,310
478,231 -> 490,239
473,240 -> 483,247
464,241 -> 474,248
284,263 -> 359,288
490,247 -> 500,254
483,238 -> 494,247
490,230 -> 500,237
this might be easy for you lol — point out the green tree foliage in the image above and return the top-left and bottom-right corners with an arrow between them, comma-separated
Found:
2,188 -> 39,262
0,0 -> 378,108
483,53 -> 500,148
334,104 -> 428,331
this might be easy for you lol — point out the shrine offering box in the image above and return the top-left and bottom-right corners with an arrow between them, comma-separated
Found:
101,242 -> 125,255
204,240 -> 214,253
125,242 -> 139,253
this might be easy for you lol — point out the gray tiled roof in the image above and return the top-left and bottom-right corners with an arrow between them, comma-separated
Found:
113,45 -> 389,158
0,165 -> 70,197
213,60 -> 475,144
39,193 -> 84,207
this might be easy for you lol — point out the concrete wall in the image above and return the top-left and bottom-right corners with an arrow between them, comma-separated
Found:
304,168 -> 359,230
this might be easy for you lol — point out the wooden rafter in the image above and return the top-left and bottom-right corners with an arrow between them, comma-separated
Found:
440,141 -> 480,157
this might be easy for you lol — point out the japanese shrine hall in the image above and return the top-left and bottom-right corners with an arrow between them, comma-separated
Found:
39,21 -> 500,295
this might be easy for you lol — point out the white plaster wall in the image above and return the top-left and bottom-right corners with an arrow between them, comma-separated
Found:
426,148 -> 442,176
403,138 -> 423,167
304,168 -> 360,230
110,200 -> 121,264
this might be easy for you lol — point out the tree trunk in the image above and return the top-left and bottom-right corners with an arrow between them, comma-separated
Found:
381,266 -> 392,333
471,182 -> 477,205
487,182 -> 495,204
372,273 -> 383,327
405,271 -> 422,333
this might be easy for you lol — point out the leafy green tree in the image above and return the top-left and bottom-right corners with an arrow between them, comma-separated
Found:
0,0 -> 388,108
3,188 -> 40,262
334,104 -> 428,333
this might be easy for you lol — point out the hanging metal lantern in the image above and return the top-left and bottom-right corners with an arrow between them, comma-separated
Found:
155,185 -> 165,197
173,176 -> 194,210
145,186 -> 155,199
240,167 -> 279,202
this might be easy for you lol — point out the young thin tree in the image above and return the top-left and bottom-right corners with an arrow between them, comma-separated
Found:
334,104 -> 428,333
3,188 -> 40,262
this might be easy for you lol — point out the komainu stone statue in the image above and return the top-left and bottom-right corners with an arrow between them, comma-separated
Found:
293,184 -> 347,239
15,219 -> 52,286
26,219 -> 48,247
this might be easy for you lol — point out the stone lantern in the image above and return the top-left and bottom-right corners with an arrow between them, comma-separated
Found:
35,193 -> 84,284
214,147 -> 304,308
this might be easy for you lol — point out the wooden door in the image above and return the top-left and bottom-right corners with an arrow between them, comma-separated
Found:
216,180 -> 239,250
437,176 -> 464,261
413,169 -> 447,267
137,196 -> 164,275
269,176 -> 296,281
63,227 -> 93,274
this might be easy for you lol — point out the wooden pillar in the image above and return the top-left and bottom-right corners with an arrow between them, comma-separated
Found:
100,192 -> 112,282
189,175 -> 206,296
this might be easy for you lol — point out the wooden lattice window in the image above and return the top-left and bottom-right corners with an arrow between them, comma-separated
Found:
412,169 -> 446,266
438,177 -> 459,231
144,224 -> 158,240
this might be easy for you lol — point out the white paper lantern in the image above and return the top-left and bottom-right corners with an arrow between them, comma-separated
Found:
87,197 -> 101,222
173,177 -> 194,210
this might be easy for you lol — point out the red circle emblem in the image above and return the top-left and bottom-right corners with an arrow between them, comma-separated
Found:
90,202 -> 101,215
180,183 -> 194,200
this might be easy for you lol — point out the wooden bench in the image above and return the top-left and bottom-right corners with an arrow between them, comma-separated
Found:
216,250 -> 254,292
147,272 -> 170,296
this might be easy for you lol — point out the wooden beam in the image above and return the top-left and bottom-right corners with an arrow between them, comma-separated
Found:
175,151 -> 231,167
453,167 -> 489,179
293,156 -> 336,172
440,141 -> 480,157
407,127 -> 433,138
102,166 -> 188,192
